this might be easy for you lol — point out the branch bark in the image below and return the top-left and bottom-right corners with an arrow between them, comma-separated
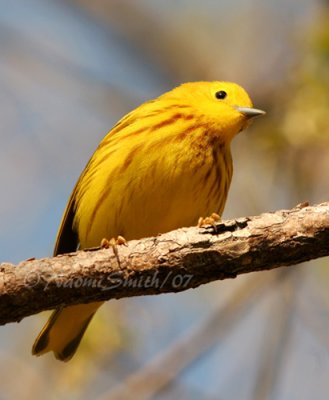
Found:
1,202 -> 329,325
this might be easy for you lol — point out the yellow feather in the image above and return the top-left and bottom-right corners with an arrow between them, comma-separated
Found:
32,81 -> 264,361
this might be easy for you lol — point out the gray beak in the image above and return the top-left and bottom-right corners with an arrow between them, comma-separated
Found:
235,106 -> 266,118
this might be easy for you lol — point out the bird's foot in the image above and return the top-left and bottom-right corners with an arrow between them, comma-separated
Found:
197,213 -> 221,231
101,236 -> 127,266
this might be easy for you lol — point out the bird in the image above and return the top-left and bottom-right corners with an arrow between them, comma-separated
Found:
32,81 -> 265,361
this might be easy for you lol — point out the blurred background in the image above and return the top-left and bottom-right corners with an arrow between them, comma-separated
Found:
0,0 -> 329,399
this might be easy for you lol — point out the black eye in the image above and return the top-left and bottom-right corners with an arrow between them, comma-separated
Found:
215,90 -> 227,100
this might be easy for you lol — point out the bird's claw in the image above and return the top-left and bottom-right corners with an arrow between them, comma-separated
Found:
101,236 -> 127,266
197,213 -> 221,231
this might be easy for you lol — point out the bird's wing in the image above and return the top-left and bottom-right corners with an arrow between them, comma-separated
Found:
53,158 -> 93,256
53,183 -> 79,256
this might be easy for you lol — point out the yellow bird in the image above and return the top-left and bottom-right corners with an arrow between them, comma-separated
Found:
32,81 -> 265,361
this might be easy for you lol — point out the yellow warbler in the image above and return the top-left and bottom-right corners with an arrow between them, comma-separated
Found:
32,81 -> 265,361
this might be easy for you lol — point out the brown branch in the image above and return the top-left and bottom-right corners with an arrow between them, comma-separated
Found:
1,202 -> 329,325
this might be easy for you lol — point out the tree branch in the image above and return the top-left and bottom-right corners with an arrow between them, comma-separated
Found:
1,202 -> 329,325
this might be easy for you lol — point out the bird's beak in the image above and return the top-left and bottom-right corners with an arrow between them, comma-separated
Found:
235,106 -> 266,118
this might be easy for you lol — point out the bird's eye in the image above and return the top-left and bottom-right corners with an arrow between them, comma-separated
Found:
215,90 -> 227,100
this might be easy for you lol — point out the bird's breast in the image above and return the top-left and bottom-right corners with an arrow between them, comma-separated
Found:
76,129 -> 233,247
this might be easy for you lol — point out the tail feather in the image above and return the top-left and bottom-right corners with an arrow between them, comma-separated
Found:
32,302 -> 103,362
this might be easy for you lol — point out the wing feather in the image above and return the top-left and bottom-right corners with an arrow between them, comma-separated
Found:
53,159 -> 93,256
53,185 -> 79,256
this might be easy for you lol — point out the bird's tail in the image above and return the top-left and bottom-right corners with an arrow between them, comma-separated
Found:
32,302 -> 103,362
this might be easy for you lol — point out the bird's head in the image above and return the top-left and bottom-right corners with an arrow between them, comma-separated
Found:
164,81 -> 265,142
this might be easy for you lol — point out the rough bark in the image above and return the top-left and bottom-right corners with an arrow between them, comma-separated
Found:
1,202 -> 328,325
